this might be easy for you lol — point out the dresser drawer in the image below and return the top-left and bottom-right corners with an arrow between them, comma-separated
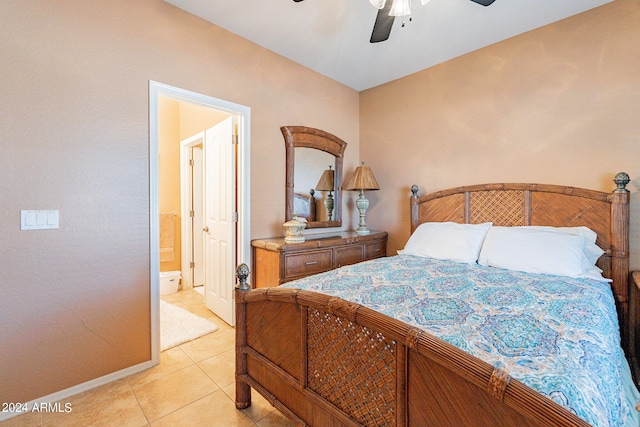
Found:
284,250 -> 332,279
335,245 -> 364,268
365,240 -> 386,259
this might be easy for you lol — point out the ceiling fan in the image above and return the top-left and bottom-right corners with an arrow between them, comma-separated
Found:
370,0 -> 496,43
292,0 -> 497,43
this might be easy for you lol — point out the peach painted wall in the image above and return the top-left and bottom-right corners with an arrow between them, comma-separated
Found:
0,0 -> 358,404
360,0 -> 640,270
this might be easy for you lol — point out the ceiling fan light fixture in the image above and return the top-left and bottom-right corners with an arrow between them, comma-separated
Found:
369,0 -> 387,9
368,0 -> 496,44
389,0 -> 411,17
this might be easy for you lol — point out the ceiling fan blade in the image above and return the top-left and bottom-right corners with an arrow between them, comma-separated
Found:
469,0 -> 496,5
370,2 -> 395,43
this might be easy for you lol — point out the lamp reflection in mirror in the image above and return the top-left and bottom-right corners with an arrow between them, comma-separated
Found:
345,162 -> 379,235
315,166 -> 335,221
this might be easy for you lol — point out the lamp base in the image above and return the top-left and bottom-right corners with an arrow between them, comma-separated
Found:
355,227 -> 371,235
324,192 -> 334,221
354,190 -> 370,235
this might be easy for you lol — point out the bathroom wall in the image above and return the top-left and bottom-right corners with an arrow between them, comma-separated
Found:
159,98 -> 182,273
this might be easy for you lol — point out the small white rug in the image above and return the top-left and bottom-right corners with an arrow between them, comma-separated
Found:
160,300 -> 218,351
194,286 -> 204,296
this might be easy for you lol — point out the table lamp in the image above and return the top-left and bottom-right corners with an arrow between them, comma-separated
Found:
345,162 -> 379,234
315,166 -> 335,221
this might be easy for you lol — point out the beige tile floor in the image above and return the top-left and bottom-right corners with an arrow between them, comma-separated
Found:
0,288 -> 293,427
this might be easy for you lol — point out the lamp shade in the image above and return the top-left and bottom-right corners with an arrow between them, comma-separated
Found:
315,166 -> 334,191
345,162 -> 380,191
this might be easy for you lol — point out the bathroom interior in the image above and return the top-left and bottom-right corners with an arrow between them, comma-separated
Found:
158,95 -> 233,323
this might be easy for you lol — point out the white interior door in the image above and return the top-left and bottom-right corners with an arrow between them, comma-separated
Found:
204,116 -> 236,325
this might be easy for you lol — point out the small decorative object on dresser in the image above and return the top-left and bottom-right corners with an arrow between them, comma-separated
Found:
282,214 -> 307,243
251,231 -> 387,288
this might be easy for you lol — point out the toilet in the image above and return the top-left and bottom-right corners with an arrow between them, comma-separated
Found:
159,271 -> 181,295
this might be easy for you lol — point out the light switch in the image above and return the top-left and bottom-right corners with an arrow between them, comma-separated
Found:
47,211 -> 57,225
36,213 -> 46,226
21,210 -> 59,230
24,211 -> 36,226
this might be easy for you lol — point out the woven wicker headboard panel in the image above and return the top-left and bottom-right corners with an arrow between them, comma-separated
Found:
469,190 -> 525,226
409,177 -> 631,353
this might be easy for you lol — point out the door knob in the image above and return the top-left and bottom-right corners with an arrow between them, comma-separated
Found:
203,226 -> 209,233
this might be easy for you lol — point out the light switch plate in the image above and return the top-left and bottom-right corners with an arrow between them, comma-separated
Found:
21,210 -> 59,230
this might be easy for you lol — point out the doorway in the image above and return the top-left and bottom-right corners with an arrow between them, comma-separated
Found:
149,81 -> 251,364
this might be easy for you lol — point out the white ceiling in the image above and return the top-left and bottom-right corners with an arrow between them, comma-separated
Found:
165,0 -> 612,91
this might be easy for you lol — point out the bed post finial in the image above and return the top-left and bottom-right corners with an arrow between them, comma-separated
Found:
613,172 -> 630,193
411,185 -> 419,198
236,263 -> 250,291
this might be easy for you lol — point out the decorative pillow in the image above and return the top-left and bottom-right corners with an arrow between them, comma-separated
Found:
478,226 -> 608,281
402,222 -> 492,264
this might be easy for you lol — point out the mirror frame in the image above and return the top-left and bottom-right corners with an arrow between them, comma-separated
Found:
281,126 -> 347,229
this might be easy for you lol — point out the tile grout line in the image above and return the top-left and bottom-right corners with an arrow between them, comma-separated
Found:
124,378 -> 152,427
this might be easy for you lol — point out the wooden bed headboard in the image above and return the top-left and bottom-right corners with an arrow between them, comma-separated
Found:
409,173 -> 631,355
293,191 -> 316,222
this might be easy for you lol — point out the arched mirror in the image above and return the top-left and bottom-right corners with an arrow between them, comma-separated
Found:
282,126 -> 347,229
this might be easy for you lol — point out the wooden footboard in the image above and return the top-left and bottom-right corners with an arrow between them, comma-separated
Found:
234,268 -> 589,427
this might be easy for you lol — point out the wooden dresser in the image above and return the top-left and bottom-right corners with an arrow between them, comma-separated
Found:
251,231 -> 388,288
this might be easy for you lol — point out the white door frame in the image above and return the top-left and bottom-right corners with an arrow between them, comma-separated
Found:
180,133 -> 206,290
149,80 -> 251,364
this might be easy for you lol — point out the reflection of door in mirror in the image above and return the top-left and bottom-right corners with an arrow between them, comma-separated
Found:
282,126 -> 347,229
294,148 -> 334,222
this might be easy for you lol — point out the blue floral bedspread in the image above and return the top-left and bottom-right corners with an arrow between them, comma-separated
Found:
282,254 -> 636,427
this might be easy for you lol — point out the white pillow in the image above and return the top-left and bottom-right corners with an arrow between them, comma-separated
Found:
478,226 -> 608,281
402,222 -> 492,264
551,226 -> 603,265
